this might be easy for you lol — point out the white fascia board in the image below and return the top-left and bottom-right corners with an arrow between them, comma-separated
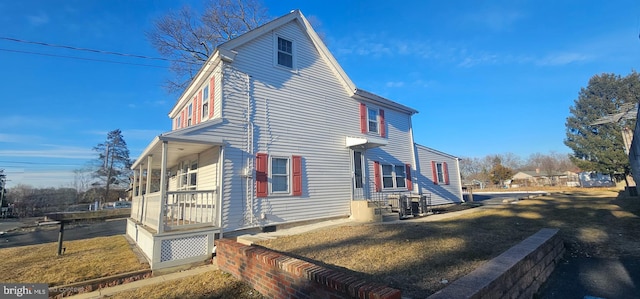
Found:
415,143 -> 459,160
132,136 -> 161,169
353,89 -> 418,115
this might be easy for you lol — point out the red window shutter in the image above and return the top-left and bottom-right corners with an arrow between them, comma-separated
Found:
292,155 -> 302,196
256,153 -> 268,197
209,77 -> 215,119
373,161 -> 381,192
431,161 -> 438,185
359,103 -> 367,133
443,162 -> 450,185
405,164 -> 412,191
379,109 -> 386,137
182,109 -> 186,128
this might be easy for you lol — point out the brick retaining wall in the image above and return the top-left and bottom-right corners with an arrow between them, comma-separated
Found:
429,228 -> 564,299
215,238 -> 401,299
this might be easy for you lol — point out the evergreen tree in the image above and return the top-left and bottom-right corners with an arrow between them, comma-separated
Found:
564,72 -> 640,181
93,129 -> 132,202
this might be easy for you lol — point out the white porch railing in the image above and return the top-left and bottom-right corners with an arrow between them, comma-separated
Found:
164,190 -> 217,230
130,189 -> 217,233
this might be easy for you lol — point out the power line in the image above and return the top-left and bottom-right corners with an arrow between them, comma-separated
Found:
0,36 -> 171,62
0,160 -> 87,166
0,48 -> 170,69
0,36 -> 202,65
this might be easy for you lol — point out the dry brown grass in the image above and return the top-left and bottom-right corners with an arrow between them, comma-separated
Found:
257,189 -> 640,298
107,270 -> 263,299
0,235 -> 148,286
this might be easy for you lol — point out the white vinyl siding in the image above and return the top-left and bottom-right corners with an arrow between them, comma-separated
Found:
415,144 -> 463,205
166,19 -> 417,232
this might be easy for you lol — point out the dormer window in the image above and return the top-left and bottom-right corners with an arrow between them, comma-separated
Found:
277,37 -> 293,68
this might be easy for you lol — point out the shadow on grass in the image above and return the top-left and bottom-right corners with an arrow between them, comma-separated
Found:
258,191 -> 640,299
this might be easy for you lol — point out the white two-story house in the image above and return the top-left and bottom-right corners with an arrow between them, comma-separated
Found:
127,10 -> 463,270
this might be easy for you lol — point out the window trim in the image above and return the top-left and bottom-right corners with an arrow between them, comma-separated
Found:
187,103 -> 193,126
368,108 -> 378,134
177,159 -> 198,190
270,156 -> 290,194
274,35 -> 295,69
380,163 -> 408,190
202,84 -> 210,121
436,162 -> 444,184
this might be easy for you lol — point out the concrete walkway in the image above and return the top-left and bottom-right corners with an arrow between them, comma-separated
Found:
65,264 -> 218,299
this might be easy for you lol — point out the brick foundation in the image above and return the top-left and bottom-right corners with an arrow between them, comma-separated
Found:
215,238 -> 401,299
429,228 -> 565,299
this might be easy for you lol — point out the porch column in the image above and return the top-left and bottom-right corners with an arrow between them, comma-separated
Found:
138,166 -> 144,195
132,169 -> 138,197
158,141 -> 168,234
146,155 -> 153,196
138,165 -> 144,221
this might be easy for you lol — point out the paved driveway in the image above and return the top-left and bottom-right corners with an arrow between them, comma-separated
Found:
538,256 -> 640,299
0,219 -> 126,248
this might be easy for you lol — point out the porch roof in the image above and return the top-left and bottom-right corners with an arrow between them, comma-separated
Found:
345,136 -> 388,149
132,134 -> 224,169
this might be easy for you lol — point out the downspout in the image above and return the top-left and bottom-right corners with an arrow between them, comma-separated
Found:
408,116 -> 418,194
246,72 -> 255,226
217,145 -> 225,239
456,157 -> 465,203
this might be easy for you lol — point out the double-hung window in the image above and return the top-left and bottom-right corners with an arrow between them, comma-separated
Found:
436,163 -> 444,184
277,37 -> 293,68
368,108 -> 378,133
187,104 -> 193,126
202,85 -> 209,121
271,157 -> 289,193
395,165 -> 406,188
381,164 -> 407,189
431,161 -> 449,185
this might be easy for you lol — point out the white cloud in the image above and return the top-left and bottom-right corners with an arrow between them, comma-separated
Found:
26,12 -> 49,26
385,81 -> 405,88
0,133 -> 43,143
4,169 -> 76,188
462,8 -> 525,32
0,147 -> 94,159
121,129 -> 162,140
536,52 -> 592,66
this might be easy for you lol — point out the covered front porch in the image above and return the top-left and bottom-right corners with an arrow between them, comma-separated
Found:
126,132 -> 225,269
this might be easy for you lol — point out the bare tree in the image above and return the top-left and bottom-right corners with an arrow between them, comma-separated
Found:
147,0 -> 269,93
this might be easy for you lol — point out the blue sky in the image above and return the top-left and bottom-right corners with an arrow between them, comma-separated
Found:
1,0 -> 639,188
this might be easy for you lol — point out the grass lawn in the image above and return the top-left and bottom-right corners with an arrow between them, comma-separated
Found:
106,270 -> 263,299
0,235 -> 149,286
257,189 -> 640,298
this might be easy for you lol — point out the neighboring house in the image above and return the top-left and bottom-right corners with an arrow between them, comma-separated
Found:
126,10 -> 462,270
578,172 -> 615,187
511,170 -> 579,187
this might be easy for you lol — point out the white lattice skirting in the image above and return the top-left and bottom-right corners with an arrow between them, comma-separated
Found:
160,235 -> 209,262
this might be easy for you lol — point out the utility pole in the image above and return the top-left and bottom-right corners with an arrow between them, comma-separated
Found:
0,169 -> 6,218
591,102 -> 638,186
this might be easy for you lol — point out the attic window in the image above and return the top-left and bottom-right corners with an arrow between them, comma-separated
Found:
277,37 -> 293,68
